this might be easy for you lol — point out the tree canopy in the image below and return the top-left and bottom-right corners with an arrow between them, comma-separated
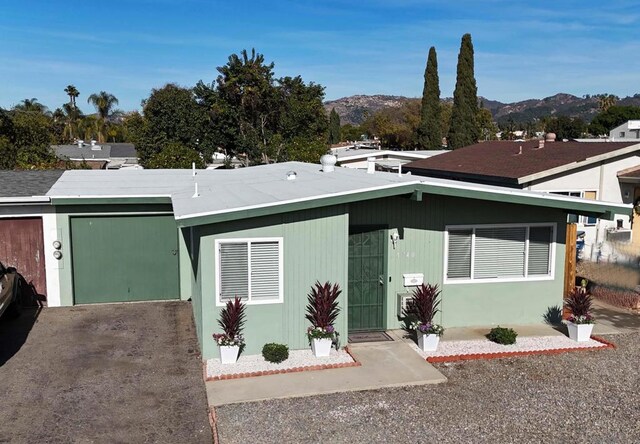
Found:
417,46 -> 441,149
588,105 -> 640,136
448,34 -> 479,149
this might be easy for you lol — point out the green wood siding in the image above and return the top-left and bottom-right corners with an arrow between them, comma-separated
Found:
349,195 -> 567,329
70,215 -> 180,304
196,206 -> 348,359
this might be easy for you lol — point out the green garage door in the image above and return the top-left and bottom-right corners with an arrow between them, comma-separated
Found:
71,215 -> 179,304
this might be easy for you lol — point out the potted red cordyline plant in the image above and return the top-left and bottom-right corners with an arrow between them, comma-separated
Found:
564,282 -> 595,342
405,283 -> 444,352
305,281 -> 341,357
213,297 -> 246,364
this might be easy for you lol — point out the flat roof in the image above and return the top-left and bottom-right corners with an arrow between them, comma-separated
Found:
47,162 -> 630,227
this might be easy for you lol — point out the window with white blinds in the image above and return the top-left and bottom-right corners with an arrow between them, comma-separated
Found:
445,224 -> 554,282
216,238 -> 283,304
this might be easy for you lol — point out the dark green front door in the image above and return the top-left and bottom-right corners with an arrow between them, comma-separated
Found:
71,215 -> 180,304
348,229 -> 385,331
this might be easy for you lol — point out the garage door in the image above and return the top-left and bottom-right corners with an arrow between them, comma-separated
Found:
71,215 -> 179,304
0,217 -> 46,300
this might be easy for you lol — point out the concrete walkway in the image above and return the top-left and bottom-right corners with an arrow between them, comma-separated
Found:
592,300 -> 640,335
206,333 -> 446,406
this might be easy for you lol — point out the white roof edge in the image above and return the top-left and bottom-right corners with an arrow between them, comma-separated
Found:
0,196 -> 51,204
338,150 -> 432,161
174,181 -> 421,220
517,143 -> 640,184
46,194 -> 172,199
419,178 -> 631,210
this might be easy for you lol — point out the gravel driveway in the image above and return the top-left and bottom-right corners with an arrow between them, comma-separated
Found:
0,301 -> 212,443
216,333 -> 640,443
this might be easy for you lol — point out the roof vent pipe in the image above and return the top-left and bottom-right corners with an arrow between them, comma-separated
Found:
77,140 -> 83,148
538,139 -> 545,149
192,182 -> 199,198
320,153 -> 337,172
367,157 -> 375,174
398,163 -> 402,177
90,139 -> 96,147
192,162 -> 196,177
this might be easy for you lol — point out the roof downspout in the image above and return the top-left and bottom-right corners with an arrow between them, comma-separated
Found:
593,161 -> 606,260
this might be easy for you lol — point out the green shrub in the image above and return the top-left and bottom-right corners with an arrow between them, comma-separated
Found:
487,326 -> 518,345
262,343 -> 289,363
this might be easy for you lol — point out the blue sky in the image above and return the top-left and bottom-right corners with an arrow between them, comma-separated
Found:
1,0 -> 638,113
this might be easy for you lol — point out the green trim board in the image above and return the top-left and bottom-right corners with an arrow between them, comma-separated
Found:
176,182 -> 628,228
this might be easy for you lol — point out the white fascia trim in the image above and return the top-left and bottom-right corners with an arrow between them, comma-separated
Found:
418,178 -> 631,212
174,181 -> 420,221
338,151 -> 428,162
0,196 -> 50,204
517,143 -> 640,185
47,194 -> 172,199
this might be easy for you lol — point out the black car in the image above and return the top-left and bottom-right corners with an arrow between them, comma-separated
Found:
0,262 -> 21,319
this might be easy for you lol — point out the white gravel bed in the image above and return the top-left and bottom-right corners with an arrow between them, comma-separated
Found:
410,335 -> 607,359
207,348 -> 355,379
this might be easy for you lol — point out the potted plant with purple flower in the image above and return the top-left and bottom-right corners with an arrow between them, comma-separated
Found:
212,297 -> 246,364
305,281 -> 341,357
406,283 -> 444,352
564,281 -> 595,342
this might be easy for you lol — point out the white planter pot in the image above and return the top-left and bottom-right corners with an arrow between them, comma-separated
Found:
311,338 -> 332,357
566,322 -> 594,342
219,345 -> 240,364
417,333 -> 440,352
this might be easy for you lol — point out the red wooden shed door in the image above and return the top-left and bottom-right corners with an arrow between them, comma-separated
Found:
0,217 -> 46,301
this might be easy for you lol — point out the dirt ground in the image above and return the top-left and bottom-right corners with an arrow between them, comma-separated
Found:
0,301 -> 212,443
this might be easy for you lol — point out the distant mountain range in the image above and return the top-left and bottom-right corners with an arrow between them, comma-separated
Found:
324,93 -> 640,126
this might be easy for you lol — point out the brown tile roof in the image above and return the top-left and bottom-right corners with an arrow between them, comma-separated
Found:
617,165 -> 640,179
404,140 -> 639,186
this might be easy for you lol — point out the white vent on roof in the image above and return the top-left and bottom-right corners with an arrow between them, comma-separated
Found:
286,171 -> 297,180
77,140 -> 83,148
320,154 -> 337,172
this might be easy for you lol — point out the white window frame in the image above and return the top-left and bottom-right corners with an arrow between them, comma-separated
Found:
443,222 -> 556,285
215,237 -> 284,306
546,190 -> 598,226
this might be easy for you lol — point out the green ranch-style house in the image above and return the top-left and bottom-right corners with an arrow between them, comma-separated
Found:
6,161 -> 627,359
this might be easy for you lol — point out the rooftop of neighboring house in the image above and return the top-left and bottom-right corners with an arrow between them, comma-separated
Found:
46,161 -> 629,226
51,142 -> 138,161
332,146 -> 449,163
609,120 -> 640,141
0,170 -> 65,199
617,164 -> 640,181
404,139 -> 640,187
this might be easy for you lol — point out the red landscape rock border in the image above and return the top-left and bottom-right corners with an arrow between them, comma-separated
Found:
426,336 -> 616,363
205,347 -> 361,382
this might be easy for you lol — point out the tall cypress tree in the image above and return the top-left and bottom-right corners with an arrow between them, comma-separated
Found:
328,108 -> 341,144
417,47 -> 441,150
448,33 -> 479,149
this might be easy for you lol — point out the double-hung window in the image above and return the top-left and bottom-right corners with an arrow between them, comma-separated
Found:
445,224 -> 555,283
215,238 -> 283,305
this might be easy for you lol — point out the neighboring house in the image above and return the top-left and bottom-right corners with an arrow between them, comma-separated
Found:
51,141 -> 140,169
41,162 -> 625,360
0,171 -> 65,305
331,146 -> 448,172
609,120 -> 640,142
404,137 -> 640,261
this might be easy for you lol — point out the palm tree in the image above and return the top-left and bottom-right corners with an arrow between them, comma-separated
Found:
64,85 -> 80,108
597,94 -> 619,113
87,91 -> 119,143
62,103 -> 83,141
13,98 -> 49,114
